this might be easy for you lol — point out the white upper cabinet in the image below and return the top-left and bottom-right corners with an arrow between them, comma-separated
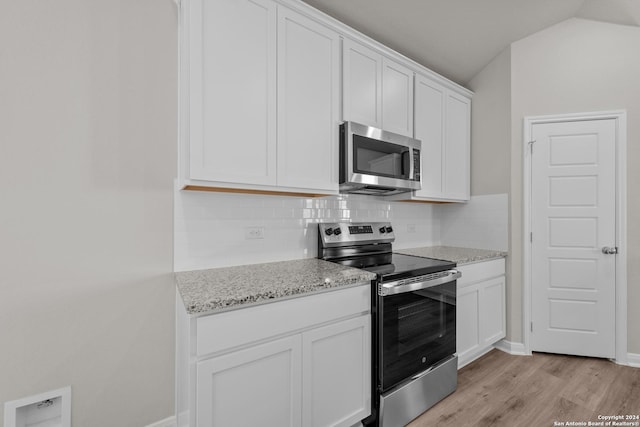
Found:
342,39 -> 414,137
181,0 -> 471,197
277,8 -> 339,192
394,73 -> 471,202
342,39 -> 383,129
382,57 -> 414,137
188,0 -> 277,186
182,0 -> 339,195
444,91 -> 471,200
413,76 -> 445,198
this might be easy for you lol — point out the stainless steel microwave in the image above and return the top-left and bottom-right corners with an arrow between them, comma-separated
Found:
339,121 -> 422,195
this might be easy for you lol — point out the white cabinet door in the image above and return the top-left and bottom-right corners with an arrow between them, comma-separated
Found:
277,8 -> 339,191
197,335 -> 302,427
342,39 -> 382,129
413,75 -> 445,198
457,285 -> 481,363
302,315 -> 371,427
382,58 -> 414,137
443,91 -> 471,200
391,76 -> 471,203
342,39 -> 414,137
456,259 -> 506,368
190,0 -> 277,185
480,277 -> 506,346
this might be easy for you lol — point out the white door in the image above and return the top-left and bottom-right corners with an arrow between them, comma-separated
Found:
530,118 -> 617,358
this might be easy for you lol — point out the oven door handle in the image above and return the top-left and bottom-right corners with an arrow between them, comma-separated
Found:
378,269 -> 461,296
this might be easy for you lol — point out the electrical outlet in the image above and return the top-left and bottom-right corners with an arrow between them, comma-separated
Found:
407,224 -> 416,233
245,226 -> 265,240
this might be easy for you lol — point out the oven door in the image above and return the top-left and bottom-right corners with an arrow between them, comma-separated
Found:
378,272 -> 458,392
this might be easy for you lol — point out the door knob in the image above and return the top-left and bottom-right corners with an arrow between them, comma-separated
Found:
602,246 -> 618,255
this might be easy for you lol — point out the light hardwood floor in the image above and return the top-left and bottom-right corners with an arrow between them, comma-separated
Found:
407,349 -> 640,427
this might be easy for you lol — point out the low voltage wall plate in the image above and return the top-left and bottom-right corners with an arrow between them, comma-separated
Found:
4,386 -> 71,427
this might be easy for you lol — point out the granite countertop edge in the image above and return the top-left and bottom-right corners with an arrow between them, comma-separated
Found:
175,247 -> 506,316
395,245 -> 507,265
175,258 -> 376,317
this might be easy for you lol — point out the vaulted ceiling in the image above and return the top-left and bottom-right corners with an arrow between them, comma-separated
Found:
301,0 -> 640,85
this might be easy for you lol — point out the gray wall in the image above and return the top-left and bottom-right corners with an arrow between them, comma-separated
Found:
468,48 -> 512,197
510,17 -> 640,353
0,1 -> 178,425
467,48 -> 515,339
470,17 -> 640,351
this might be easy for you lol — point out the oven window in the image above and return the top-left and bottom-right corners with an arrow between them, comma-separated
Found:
380,281 -> 456,391
397,296 -> 444,355
353,134 -> 410,179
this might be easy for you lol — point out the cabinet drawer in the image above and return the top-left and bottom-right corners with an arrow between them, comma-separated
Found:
457,258 -> 505,288
196,284 -> 370,357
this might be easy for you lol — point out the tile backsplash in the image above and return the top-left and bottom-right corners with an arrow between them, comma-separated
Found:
174,190 -> 440,271
174,190 -> 508,272
440,193 -> 509,251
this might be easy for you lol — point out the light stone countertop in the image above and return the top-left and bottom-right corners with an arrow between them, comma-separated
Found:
395,246 -> 507,265
175,258 -> 376,316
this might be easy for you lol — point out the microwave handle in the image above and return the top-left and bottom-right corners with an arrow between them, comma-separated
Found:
408,149 -> 415,180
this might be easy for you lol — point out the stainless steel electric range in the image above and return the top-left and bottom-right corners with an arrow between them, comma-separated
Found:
318,222 -> 460,427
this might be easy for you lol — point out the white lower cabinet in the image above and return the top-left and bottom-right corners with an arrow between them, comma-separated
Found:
177,285 -> 371,427
456,258 -> 506,368
197,335 -> 302,427
303,316 -> 370,427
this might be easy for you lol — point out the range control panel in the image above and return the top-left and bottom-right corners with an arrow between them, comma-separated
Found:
318,222 -> 395,247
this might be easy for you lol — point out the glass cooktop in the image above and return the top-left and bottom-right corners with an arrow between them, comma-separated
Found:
334,252 -> 455,282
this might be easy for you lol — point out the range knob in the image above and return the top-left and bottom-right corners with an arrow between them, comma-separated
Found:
325,228 -> 333,236
386,226 -> 393,233
379,226 -> 386,234
334,228 -> 342,236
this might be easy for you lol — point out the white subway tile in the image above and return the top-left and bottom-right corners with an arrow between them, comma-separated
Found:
174,191 -> 452,271
440,193 -> 508,251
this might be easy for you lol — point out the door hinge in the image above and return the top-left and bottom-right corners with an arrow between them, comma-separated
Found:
528,140 -> 536,153
530,232 -> 533,243
530,322 -> 533,333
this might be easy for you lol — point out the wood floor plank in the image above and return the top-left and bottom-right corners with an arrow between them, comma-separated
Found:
557,355 -> 618,410
487,365 -> 564,425
406,350 -> 640,427
596,363 -> 640,415
527,396 -> 592,426
538,352 -> 583,380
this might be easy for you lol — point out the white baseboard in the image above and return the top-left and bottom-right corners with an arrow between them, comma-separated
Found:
146,416 -> 176,427
492,341 -> 639,367
494,339 -> 529,356
628,353 -> 640,368
458,346 -> 495,369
